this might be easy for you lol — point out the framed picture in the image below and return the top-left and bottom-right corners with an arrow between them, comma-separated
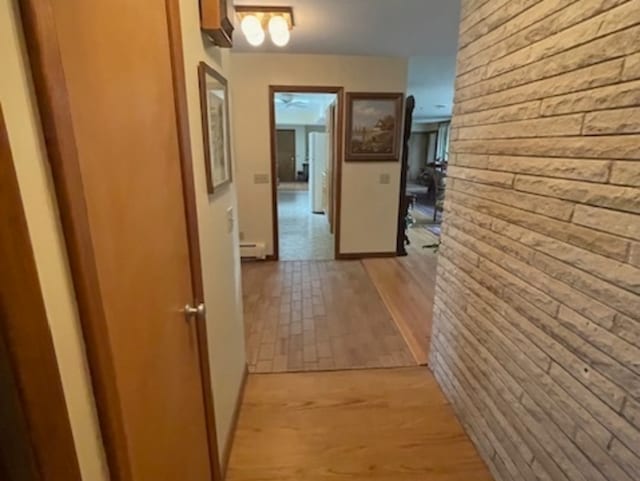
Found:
198,62 -> 232,193
345,92 -> 404,161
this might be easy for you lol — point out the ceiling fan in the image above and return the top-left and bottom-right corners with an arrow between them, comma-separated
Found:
275,94 -> 310,109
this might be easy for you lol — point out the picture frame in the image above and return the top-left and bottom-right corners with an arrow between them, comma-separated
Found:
345,92 -> 404,161
198,62 -> 233,194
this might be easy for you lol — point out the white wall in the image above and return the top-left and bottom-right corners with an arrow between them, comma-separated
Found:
275,109 -> 322,125
1,1 -> 109,479
231,53 -> 409,255
178,0 -> 246,462
413,121 -> 445,132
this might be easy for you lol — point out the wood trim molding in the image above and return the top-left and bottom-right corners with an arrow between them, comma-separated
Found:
200,0 -> 234,47
268,85 -> 345,260
17,3 -> 132,480
222,365 -> 249,477
165,1 -> 222,479
235,6 -> 295,26
336,252 -> 397,260
267,86 -> 280,261
334,88 -> 344,259
0,105 -> 83,481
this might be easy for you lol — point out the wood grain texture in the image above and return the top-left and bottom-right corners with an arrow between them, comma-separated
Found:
165,2 -> 222,478
17,2 -> 131,477
226,367 -> 494,481
0,106 -> 82,481
364,228 -> 439,365
21,1 -> 215,480
242,260 -> 416,373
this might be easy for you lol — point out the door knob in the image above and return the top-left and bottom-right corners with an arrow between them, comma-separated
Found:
184,303 -> 206,321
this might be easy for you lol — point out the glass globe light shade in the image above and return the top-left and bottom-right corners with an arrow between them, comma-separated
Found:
241,15 -> 262,37
268,15 -> 290,47
246,27 -> 265,46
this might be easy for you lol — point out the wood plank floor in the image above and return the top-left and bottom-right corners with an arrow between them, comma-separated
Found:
242,260 -> 415,373
363,227 -> 439,365
227,367 -> 494,481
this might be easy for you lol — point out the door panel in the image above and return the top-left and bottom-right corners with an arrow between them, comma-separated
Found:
276,129 -> 296,182
42,1 -> 212,480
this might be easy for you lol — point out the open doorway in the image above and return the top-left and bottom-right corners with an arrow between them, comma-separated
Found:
406,121 -> 449,242
269,87 -> 343,261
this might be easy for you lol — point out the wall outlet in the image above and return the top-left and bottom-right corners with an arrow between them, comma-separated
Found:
254,173 -> 270,184
379,173 -> 391,185
226,206 -> 234,234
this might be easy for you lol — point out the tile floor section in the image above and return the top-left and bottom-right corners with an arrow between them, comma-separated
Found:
278,189 -> 333,261
242,260 -> 416,373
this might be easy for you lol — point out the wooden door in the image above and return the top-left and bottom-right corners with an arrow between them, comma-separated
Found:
0,106 -> 82,481
19,1 -> 216,481
276,129 -> 296,182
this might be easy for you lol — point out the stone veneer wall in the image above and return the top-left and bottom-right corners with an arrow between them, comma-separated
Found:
430,1 -> 640,480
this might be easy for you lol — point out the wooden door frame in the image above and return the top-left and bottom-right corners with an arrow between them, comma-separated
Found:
327,103 -> 337,235
0,104 -> 83,481
275,128 -> 297,182
268,85 -> 344,261
18,1 -> 221,480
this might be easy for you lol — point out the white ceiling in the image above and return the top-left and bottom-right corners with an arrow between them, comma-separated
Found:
232,0 -> 461,121
274,92 -> 336,125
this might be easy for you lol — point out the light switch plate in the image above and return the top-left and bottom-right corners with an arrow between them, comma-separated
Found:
226,206 -> 234,233
254,173 -> 270,184
379,173 -> 391,185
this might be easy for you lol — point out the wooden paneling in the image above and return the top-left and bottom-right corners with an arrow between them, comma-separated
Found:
227,367 -> 494,481
0,106 -> 82,481
165,1 -> 222,477
19,1 -> 218,480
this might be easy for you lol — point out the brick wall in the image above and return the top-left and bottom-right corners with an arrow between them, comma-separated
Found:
430,1 -> 640,480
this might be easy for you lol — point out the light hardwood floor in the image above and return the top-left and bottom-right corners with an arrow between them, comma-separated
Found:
227,367 -> 494,481
363,227 -> 439,365
242,260 -> 415,373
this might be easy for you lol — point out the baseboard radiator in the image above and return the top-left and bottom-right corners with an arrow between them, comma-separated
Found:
240,242 -> 266,260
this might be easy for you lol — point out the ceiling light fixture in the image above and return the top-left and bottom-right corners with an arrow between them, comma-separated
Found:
268,15 -> 290,47
236,6 -> 295,47
241,14 -> 265,46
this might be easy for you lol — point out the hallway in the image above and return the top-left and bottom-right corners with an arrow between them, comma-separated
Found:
278,189 -> 334,261
226,367 -> 493,481
242,260 -> 416,372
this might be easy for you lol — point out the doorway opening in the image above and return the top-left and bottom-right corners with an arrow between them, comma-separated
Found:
269,87 -> 343,261
405,122 -> 449,242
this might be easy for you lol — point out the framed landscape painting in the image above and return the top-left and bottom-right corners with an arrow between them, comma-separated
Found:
198,62 -> 232,193
345,92 -> 404,161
